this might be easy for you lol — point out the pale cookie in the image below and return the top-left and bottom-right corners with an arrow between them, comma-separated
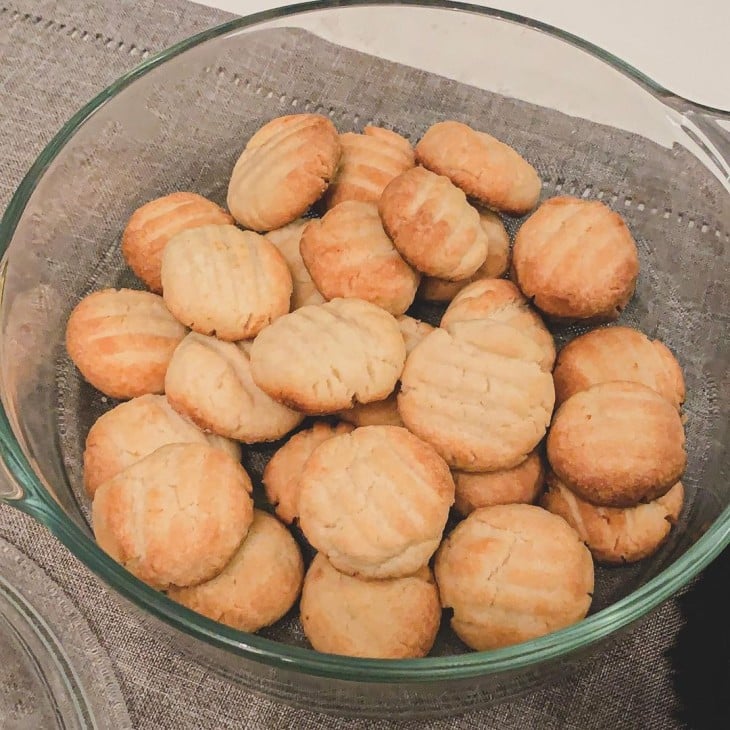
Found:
168,510 -> 304,632
552,326 -> 685,409
300,554 -> 441,658
338,394 -> 404,428
453,449 -> 544,516
396,314 -> 435,355
92,443 -> 253,590
227,114 -> 341,231
300,201 -> 420,315
379,166 -> 488,280
299,425 -> 454,579
66,288 -> 186,400
398,323 -> 554,471
512,197 -> 640,321
547,381 -> 686,507
435,504 -> 593,650
415,121 -> 541,215
250,298 -> 406,414
263,421 -> 354,525
161,224 -> 292,340
542,475 -> 684,564
324,126 -> 415,208
165,333 -> 303,443
83,394 -> 241,497
121,192 -> 233,293
265,219 -> 325,309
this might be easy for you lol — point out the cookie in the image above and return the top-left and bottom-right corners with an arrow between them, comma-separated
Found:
227,114 -> 341,231
299,425 -> 454,578
263,421 -> 354,525
300,554 -> 441,658
161,224 -> 292,341
396,314 -> 435,355
92,443 -> 253,590
337,394 -> 404,428
300,201 -> 420,315
379,166 -> 488,280
324,126 -> 415,208
398,323 -> 554,471
541,474 -> 684,564
415,121 -> 541,215
121,192 -> 233,293
434,504 -> 594,650
552,326 -> 685,409
165,333 -> 303,443
547,381 -> 686,507
83,394 -> 241,497
249,298 -> 406,414
168,510 -> 303,632
65,288 -> 186,400
453,449 -> 544,515
512,197 -> 640,321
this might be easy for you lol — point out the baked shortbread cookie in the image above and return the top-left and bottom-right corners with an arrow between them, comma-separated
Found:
512,197 -> 640,321
415,121 -> 541,215
168,510 -> 303,632
299,426 -> 454,579
547,381 -> 686,507
300,554 -> 441,658
337,394 -> 404,428
542,474 -> 684,564
324,126 -> 415,208
552,326 -> 685,409
83,394 -> 241,497
300,201 -> 420,315
227,114 -> 341,231
435,504 -> 593,650
379,166 -> 488,280
165,333 -> 303,443
66,288 -> 186,400
249,298 -> 406,414
92,443 -> 253,590
396,314 -> 435,355
121,192 -> 233,293
161,224 -> 292,341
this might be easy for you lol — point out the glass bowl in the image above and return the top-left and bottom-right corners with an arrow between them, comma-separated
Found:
0,0 -> 728,719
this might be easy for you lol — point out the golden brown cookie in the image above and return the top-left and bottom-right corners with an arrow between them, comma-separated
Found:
227,114 -> 341,231
300,554 -> 441,658
299,426 -> 454,578
547,381 -> 686,507
396,314 -> 435,355
337,394 -> 404,428
415,121 -> 541,215
434,504 -> 594,650
65,288 -> 186,400
121,192 -> 233,293
512,197 -> 640,321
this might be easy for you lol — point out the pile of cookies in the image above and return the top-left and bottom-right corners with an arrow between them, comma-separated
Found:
65,113 -> 687,659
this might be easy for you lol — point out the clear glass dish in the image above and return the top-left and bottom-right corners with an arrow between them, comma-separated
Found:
0,0 -> 728,718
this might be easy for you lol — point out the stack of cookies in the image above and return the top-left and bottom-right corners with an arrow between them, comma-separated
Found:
65,112 -> 687,659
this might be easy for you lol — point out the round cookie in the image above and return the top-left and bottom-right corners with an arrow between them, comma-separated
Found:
92,443 -> 253,590
379,166 -> 488,280
415,121 -> 541,215
227,114 -> 341,231
434,504 -> 594,650
324,126 -> 415,208
542,475 -> 684,564
552,326 -> 685,409
249,298 -> 406,414
512,197 -> 640,321
300,201 -> 420,315
83,394 -> 241,497
168,510 -> 303,632
300,554 -> 441,659
121,192 -> 233,293
65,288 -> 186,400
161,224 -> 292,341
396,314 -> 435,355
337,394 -> 404,428
547,381 -> 686,507
299,425 -> 454,579
164,333 -> 303,443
